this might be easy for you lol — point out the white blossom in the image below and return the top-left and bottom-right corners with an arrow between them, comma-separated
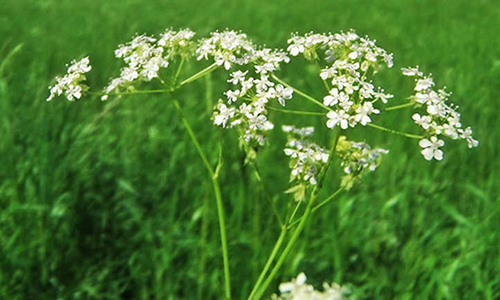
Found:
401,66 -> 423,77
283,126 -> 329,186
404,67 -> 478,156
272,272 -> 350,300
326,110 -> 350,129
419,136 -> 445,161
459,127 -> 479,148
47,57 -> 91,101
213,101 -> 235,128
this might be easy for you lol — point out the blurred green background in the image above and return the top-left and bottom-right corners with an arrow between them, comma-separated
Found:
1,0 -> 499,299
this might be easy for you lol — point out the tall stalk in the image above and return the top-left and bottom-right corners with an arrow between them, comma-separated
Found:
249,128 -> 341,300
169,61 -> 231,299
171,98 -> 231,299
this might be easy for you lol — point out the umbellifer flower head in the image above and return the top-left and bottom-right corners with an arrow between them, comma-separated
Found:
402,66 -> 479,160
47,57 -> 91,101
271,272 -> 351,300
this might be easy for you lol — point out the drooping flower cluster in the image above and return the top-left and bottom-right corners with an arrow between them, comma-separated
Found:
211,35 -> 292,152
271,272 -> 351,300
402,66 -> 479,160
47,57 -> 91,101
282,126 -> 329,200
335,136 -> 388,189
288,30 -> 393,131
102,29 -> 196,98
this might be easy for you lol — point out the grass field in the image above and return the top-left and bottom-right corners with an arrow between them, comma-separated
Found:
1,0 -> 499,299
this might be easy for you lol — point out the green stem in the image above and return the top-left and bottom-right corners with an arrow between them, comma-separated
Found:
272,75 -> 331,111
367,123 -> 423,139
384,102 -> 414,111
171,98 -> 231,299
247,227 -> 288,300
247,199 -> 302,300
268,106 -> 324,116
172,57 -> 186,88
314,59 -> 331,92
90,89 -> 171,97
287,187 -> 344,230
251,129 -> 341,300
178,62 -> 218,87
288,200 -> 302,224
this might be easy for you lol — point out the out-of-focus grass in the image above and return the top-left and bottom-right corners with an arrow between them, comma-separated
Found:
0,0 -> 499,299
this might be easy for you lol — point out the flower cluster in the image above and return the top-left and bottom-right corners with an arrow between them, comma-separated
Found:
211,41 -> 292,153
402,66 -> 479,160
336,136 -> 388,189
288,30 -> 393,131
271,272 -> 350,300
47,57 -> 91,101
283,125 -> 329,186
102,29 -> 195,98
158,28 -> 196,57
196,30 -> 255,70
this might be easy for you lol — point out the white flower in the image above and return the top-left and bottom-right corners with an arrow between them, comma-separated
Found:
401,66 -> 423,77
459,127 -> 479,148
415,77 -> 434,91
279,272 -> 308,294
326,110 -> 350,129
273,272 -> 349,300
213,102 -> 235,128
287,43 -> 305,56
355,102 -> 379,126
254,75 -> 274,91
412,113 -> 432,130
419,136 -> 445,161
225,89 -> 240,103
228,70 -> 248,85
320,67 -> 337,80
272,84 -> 293,106
47,56 -> 92,101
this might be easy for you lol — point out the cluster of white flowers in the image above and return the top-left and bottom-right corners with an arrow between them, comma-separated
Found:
271,273 -> 350,300
196,30 -> 255,70
402,66 -> 479,160
287,30 -> 393,131
283,125 -> 329,186
335,136 -> 388,189
102,29 -> 196,98
336,136 -> 389,174
47,57 -> 91,101
211,36 -> 292,150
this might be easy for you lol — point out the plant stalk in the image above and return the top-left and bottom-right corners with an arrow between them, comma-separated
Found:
171,98 -> 231,299
251,129 -> 341,300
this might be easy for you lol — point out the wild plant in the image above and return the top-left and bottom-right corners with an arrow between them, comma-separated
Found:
47,28 -> 478,299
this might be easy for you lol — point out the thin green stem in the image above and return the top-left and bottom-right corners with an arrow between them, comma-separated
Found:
272,75 -> 331,111
178,62 -> 218,87
212,176 -> 231,300
251,129 -> 341,300
171,98 -> 231,299
268,106 -> 324,116
287,187 -> 344,230
314,59 -> 331,92
384,102 -> 415,111
288,200 -> 303,224
172,99 -> 215,177
172,57 -> 186,88
312,187 -> 344,214
89,89 -> 171,96
247,227 -> 287,300
247,199 -> 302,300
367,123 -> 424,139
